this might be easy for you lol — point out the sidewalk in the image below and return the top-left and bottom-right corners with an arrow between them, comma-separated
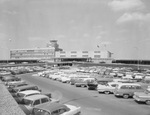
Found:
0,81 -> 25,115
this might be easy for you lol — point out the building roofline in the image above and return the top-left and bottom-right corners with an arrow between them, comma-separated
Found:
10,47 -> 55,51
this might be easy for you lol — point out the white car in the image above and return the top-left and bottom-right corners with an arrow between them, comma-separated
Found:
32,102 -> 81,115
134,73 -> 145,80
6,80 -> 26,86
20,94 -> 59,114
51,74 -> 61,80
15,90 -> 41,104
97,82 -> 120,94
61,76 -> 70,83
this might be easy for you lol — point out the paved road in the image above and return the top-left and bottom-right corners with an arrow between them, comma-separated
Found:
20,73 -> 150,115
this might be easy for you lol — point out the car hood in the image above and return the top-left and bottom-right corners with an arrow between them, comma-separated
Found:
134,92 -> 150,96
19,104 -> 31,115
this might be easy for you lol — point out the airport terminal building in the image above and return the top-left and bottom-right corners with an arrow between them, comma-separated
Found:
10,47 -> 55,62
10,40 -> 113,63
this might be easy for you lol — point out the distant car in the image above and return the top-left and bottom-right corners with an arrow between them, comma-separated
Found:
87,78 -> 113,90
117,72 -> 125,78
143,75 -> 150,83
32,102 -> 81,115
1,75 -> 19,81
9,62 -> 15,64
2,76 -> 21,85
134,73 -> 145,80
133,89 -> 150,105
123,72 -> 134,79
97,82 -> 120,94
7,80 -> 26,84
20,94 -> 59,114
61,76 -> 70,83
75,78 -> 95,88
51,74 -> 61,80
114,83 -> 144,99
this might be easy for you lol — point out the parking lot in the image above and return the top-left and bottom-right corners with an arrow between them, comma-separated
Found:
1,64 -> 150,115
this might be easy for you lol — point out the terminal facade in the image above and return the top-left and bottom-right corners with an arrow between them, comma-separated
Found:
10,40 -> 113,63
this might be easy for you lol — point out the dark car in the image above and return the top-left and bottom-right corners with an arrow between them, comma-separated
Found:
2,76 -> 21,85
87,81 -> 98,90
1,75 -> 15,80
87,78 -> 113,90
7,82 -> 28,92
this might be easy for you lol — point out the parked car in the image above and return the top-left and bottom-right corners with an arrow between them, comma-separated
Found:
87,78 -> 113,90
61,76 -> 70,83
0,74 -> 15,80
20,94 -> 59,114
75,77 -> 95,88
123,72 -> 134,79
97,82 -> 120,94
10,85 -> 41,97
32,102 -> 81,115
1,75 -> 21,83
7,82 -> 28,92
114,83 -> 144,99
143,74 -> 150,83
14,90 -> 41,104
133,89 -> 150,105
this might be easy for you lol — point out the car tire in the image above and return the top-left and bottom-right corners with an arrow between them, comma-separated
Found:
123,94 -> 129,99
146,100 -> 150,105
104,91 -> 110,95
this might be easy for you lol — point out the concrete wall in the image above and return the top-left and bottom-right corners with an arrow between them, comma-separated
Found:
0,81 -> 25,115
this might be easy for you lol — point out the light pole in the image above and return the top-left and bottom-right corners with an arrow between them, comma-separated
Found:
7,39 -> 12,64
134,47 -> 140,70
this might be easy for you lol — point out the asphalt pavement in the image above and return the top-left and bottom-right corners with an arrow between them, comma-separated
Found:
19,73 -> 150,115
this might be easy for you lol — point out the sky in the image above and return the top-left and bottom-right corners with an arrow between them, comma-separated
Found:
0,0 -> 150,60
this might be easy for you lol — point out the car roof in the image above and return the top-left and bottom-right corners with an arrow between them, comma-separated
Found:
24,94 -> 48,101
34,102 -> 68,112
13,85 -> 37,90
9,82 -> 27,85
3,76 -> 16,80
108,82 -> 121,84
117,83 -> 141,86
18,90 -> 40,95
97,78 -> 113,82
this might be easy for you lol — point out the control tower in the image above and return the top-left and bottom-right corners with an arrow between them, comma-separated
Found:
47,40 -> 63,51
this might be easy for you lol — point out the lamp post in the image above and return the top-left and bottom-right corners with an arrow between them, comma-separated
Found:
134,47 -> 140,70
7,39 -> 12,64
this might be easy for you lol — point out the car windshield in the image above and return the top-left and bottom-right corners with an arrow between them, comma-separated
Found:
9,85 -> 15,88
23,99 -> 33,105
17,93 -> 25,97
145,89 -> 150,94
33,108 -> 50,115
13,89 -> 19,93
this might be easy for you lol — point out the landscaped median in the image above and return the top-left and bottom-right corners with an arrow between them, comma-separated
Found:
0,81 -> 25,115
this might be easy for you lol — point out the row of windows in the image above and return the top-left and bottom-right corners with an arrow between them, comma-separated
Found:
11,57 -> 53,59
11,51 -> 54,54
11,53 -> 54,56
60,51 -> 101,54
120,85 -> 142,89
11,55 -> 54,58
94,51 -> 101,53
59,55 -> 101,58
11,49 -> 54,53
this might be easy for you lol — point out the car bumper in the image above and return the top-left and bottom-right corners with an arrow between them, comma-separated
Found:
133,95 -> 144,102
97,89 -> 105,92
